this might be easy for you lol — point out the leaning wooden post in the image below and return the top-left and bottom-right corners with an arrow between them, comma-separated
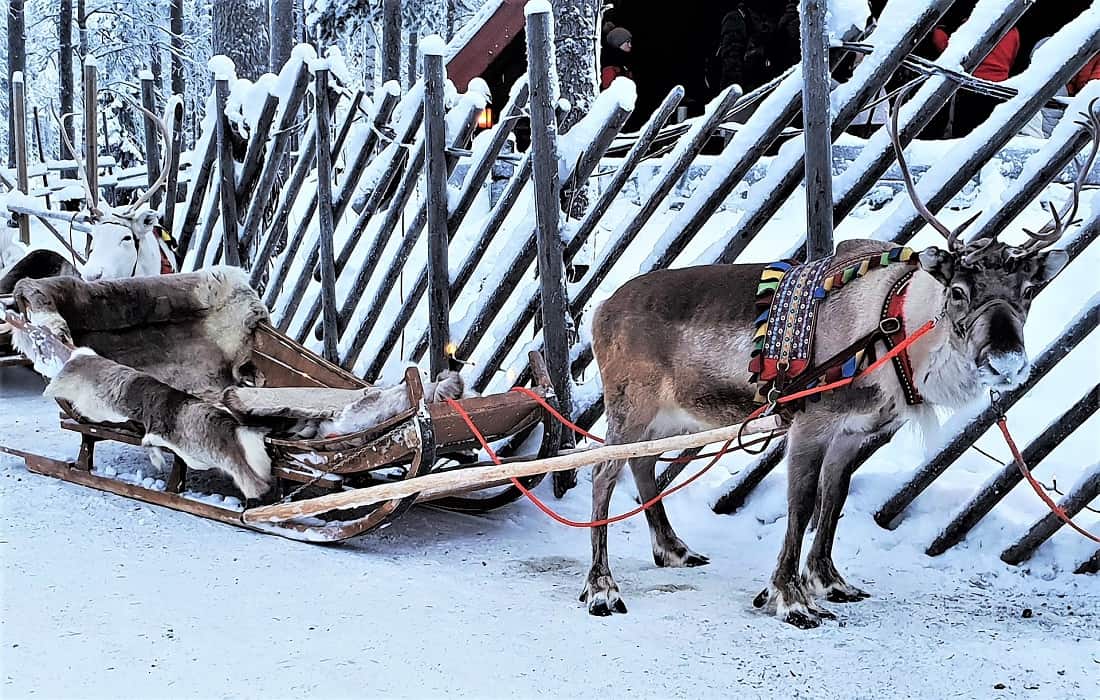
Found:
213,73 -> 241,267
1001,464 -> 1100,565
801,0 -> 834,261
421,38 -> 452,377
83,56 -> 99,212
12,72 -> 31,244
526,3 -> 574,445
382,0 -> 402,85
140,70 -> 163,209
313,63 -> 339,363
925,384 -> 1099,557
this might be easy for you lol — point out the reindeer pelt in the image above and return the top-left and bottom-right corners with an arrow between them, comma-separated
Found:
0,249 -> 80,294
14,266 -> 267,398
46,349 -> 272,499
223,371 -> 465,439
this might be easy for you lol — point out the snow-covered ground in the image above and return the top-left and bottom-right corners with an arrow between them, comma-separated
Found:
2,328 -> 1098,698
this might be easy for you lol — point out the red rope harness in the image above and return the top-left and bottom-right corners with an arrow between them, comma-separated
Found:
443,320 -> 937,529
996,417 -> 1100,543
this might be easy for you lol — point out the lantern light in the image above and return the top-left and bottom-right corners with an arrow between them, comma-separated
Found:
477,106 -> 494,129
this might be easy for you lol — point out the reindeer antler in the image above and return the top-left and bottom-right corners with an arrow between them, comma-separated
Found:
1017,98 -> 1100,254
54,108 -> 103,221
887,85 -> 979,252
119,93 -> 183,217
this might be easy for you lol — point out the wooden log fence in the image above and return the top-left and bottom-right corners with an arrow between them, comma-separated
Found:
1001,465 -> 1099,565
925,383 -> 1098,557
5,0 -> 1096,570
12,72 -> 31,244
422,46 -> 451,376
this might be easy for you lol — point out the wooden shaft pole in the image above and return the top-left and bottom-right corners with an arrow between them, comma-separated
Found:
242,415 -> 783,523
423,43 -> 451,377
314,67 -> 339,363
800,0 -> 834,261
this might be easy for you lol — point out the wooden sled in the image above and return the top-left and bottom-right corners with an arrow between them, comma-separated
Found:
0,294 -> 31,367
1,312 -> 563,543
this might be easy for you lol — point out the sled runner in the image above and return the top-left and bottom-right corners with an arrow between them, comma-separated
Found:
0,269 -> 563,542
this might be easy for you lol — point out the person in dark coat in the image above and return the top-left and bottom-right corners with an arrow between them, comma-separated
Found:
710,0 -> 801,95
601,26 -> 634,90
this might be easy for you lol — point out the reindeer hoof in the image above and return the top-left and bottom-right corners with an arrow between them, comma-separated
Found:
810,603 -> 837,620
784,610 -> 821,629
580,575 -> 627,616
753,588 -> 770,608
827,587 -> 870,603
553,469 -> 578,498
654,543 -> 709,568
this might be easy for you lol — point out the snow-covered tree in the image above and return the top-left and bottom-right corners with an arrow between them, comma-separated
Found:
212,0 -> 269,81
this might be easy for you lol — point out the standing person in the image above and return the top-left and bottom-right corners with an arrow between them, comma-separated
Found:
1069,51 -> 1100,95
601,26 -> 633,90
933,13 -> 1021,137
709,0 -> 801,95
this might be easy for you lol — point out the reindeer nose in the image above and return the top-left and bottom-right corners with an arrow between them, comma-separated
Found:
985,351 -> 1029,385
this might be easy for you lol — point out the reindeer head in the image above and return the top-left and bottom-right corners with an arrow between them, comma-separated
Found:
58,96 -> 181,281
889,95 -> 1095,389
82,205 -> 162,280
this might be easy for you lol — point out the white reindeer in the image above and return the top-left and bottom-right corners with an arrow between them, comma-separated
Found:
59,97 -> 181,281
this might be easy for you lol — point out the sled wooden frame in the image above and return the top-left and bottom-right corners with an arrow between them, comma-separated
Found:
0,294 -> 31,367
4,321 -> 564,543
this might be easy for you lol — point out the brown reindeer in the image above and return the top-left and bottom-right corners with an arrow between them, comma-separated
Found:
582,98 -> 1096,626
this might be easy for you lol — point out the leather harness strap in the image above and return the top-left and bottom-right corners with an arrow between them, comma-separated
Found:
880,270 -> 924,405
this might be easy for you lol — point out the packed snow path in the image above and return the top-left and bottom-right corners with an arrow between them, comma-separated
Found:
1,366 -> 1097,698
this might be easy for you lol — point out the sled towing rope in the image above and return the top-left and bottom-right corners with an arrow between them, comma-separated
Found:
438,319 -> 1098,543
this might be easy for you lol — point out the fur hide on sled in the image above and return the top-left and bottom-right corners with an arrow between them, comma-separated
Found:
11,267 -> 463,499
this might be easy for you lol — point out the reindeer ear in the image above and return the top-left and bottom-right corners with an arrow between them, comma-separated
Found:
918,246 -> 954,286
137,210 -> 159,230
1032,249 -> 1069,283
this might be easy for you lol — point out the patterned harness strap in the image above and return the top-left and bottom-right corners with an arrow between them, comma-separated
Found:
750,247 -> 924,408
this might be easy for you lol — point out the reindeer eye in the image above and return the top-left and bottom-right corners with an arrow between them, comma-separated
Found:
1022,285 -> 1038,300
121,235 -> 133,243
950,286 -> 968,302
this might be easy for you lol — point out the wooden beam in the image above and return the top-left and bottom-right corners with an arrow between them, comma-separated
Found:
83,56 -> 99,213
423,42 -> 451,377
12,71 -> 31,245
800,0 -> 834,261
243,414 -> 783,523
313,66 -> 339,363
214,77 -> 241,267
140,71 -> 163,209
525,4 -> 573,445
381,0 -> 401,86
1001,464 -> 1100,565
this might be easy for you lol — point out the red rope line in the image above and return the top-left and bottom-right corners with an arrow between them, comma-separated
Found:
996,417 -> 1100,543
440,320 -> 938,529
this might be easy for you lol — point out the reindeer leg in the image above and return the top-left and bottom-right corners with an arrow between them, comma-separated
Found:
580,459 -> 626,616
756,429 -> 828,629
628,455 -> 708,568
804,432 -> 886,604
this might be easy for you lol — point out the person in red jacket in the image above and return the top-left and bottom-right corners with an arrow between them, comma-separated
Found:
932,18 -> 1021,137
1069,52 -> 1100,95
600,26 -> 633,90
